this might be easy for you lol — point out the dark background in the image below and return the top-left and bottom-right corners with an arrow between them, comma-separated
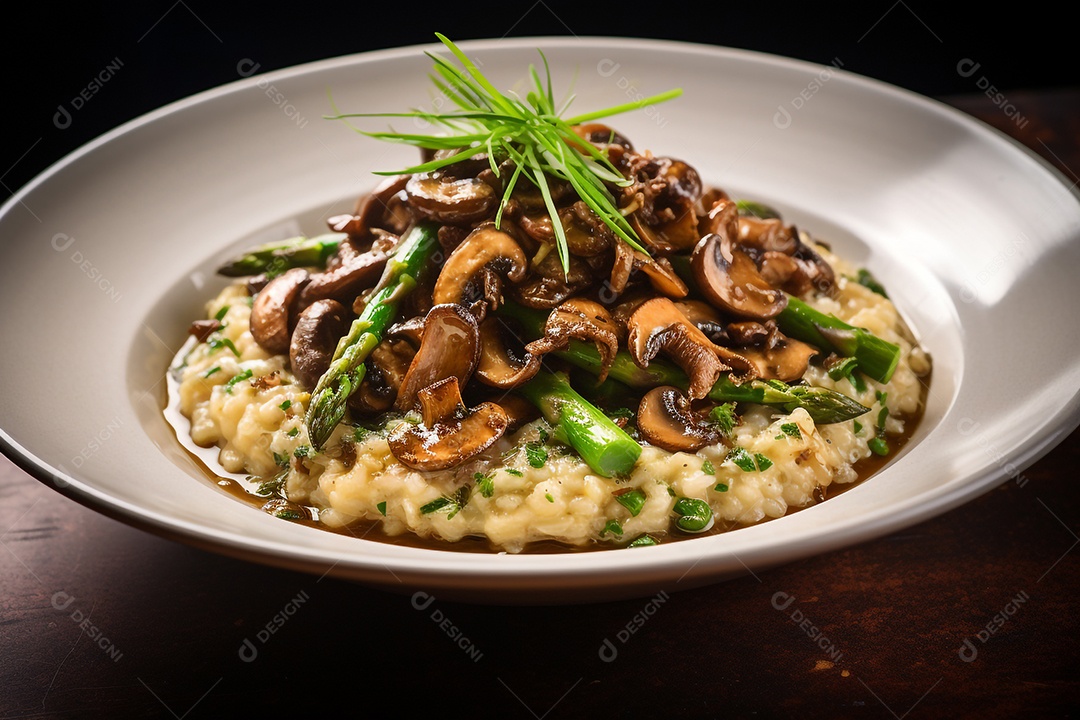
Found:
3,1 -> 1069,198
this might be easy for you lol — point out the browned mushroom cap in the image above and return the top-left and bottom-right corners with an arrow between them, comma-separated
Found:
525,299 -> 619,382
395,304 -> 481,411
387,377 -> 509,471
299,249 -> 388,309
692,230 -> 787,320
637,386 -> 724,453
509,251 -> 594,309
608,240 -> 688,299
288,299 -> 351,389
475,316 -> 541,389
725,320 -> 818,382
405,172 -> 498,225
329,175 -> 411,238
736,216 -> 836,297
250,268 -> 310,355
630,208 -> 700,252
350,338 -> 416,414
432,223 -> 527,313
626,297 -> 730,400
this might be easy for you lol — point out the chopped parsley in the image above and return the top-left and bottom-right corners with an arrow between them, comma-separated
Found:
778,423 -> 802,440
203,365 -> 221,378
701,459 -> 716,476
545,493 -> 555,503
272,451 -> 289,468
868,437 -> 889,456
279,399 -> 292,411
727,447 -> 772,472
208,336 -> 241,358
853,420 -> 863,435
286,427 -> 299,437
614,489 -> 646,517
710,403 -> 738,436
420,486 -> 470,519
627,534 -> 659,548
293,445 -> 312,459
377,501 -> 387,516
274,507 -> 303,521
213,305 -> 230,322
505,468 -> 524,477
525,441 -> 548,468
599,519 -> 624,537
474,471 -> 495,498
714,483 -> 729,493
224,369 -> 253,394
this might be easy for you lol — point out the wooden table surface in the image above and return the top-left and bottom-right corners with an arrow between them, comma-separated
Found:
3,89 -> 1078,719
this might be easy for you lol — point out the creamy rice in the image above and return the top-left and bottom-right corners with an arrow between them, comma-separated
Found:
174,248 -> 929,553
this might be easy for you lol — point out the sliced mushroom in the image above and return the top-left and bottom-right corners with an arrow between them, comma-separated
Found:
560,202 -> 615,257
299,249 -> 388,309
432,223 -> 528,315
395,304 -> 481,411
626,297 -> 731,400
725,320 -> 818,382
329,175 -> 411,238
571,123 -> 635,153
525,299 -> 619,382
250,268 -> 310,355
692,230 -> 787,320
405,172 -> 497,225
475,316 -> 541,389
289,299 -> 351,389
350,338 -> 416,414
637,386 -> 724,453
509,251 -> 595,310
387,377 -> 509,471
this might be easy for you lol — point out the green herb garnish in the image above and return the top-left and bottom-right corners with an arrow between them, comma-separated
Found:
754,453 -> 773,471
615,489 -> 646,517
208,336 -> 241,358
420,486 -> 470,519
778,422 -> 802,440
525,441 -> 548,468
475,471 -> 495,498
710,403 -> 738,436
505,468 -> 524,477
673,497 -> 713,533
203,366 -> 221,378
279,399 -> 292,411
855,268 -> 889,297
213,305 -> 230,322
377,501 -> 387,516
328,33 -> 681,273
287,427 -> 299,437
293,445 -> 311,459
600,519 -> 624,537
701,459 -> 716,476
224,369 -> 253,394
627,534 -> 659,548
714,483 -> 729,493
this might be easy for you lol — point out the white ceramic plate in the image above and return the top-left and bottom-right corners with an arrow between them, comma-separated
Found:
2,38 -> 1078,603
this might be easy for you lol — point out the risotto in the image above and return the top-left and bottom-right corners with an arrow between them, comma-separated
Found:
168,37 -> 930,552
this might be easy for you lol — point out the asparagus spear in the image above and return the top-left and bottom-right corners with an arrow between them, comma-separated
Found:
305,223 -> 438,449
776,297 -> 900,384
499,302 -> 868,424
517,371 -> 642,477
217,233 -> 345,277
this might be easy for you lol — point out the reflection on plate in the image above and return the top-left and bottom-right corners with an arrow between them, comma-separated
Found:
1,38 -> 1078,602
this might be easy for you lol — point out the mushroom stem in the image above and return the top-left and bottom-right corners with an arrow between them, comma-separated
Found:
516,372 -> 641,477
